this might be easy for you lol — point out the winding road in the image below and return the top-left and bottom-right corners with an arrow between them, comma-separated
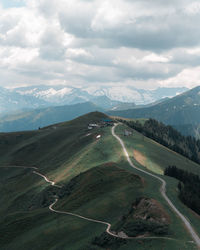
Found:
112,123 -> 200,248
2,123 -> 200,248
49,198 -> 176,241
49,198 -> 120,238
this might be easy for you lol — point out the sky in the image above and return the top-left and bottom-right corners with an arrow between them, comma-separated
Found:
0,0 -> 200,90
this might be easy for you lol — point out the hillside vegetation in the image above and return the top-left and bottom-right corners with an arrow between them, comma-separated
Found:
1,112 -> 200,250
165,166 -> 200,216
120,118 -> 200,164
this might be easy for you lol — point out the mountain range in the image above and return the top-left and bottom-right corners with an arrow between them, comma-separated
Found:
0,86 -> 199,137
15,85 -> 187,105
0,86 -> 48,114
0,85 -> 187,115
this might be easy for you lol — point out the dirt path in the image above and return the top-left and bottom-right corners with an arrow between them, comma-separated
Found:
33,170 -> 62,188
1,162 -> 176,242
49,198 -> 176,241
112,123 -> 200,249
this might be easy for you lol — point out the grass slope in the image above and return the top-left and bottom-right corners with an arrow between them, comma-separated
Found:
115,123 -> 200,175
115,123 -> 200,245
1,112 -> 200,250
0,164 -> 143,250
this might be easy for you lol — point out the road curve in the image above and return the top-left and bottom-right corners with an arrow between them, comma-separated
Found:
112,123 -> 200,249
49,198 -> 176,241
0,153 -> 182,242
49,199 -> 120,238
33,170 -> 62,188
0,166 -> 118,238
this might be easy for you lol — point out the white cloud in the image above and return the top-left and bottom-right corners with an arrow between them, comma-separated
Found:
142,53 -> 170,63
0,0 -> 200,90
160,67 -> 200,88
0,47 -> 38,67
184,2 -> 200,14
67,48 -> 92,59
91,1 -> 126,31
39,23 -> 73,61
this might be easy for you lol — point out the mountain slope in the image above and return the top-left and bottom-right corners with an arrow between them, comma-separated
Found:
108,86 -> 200,138
0,102 -> 103,132
0,86 -> 48,114
120,118 -> 200,164
1,112 -> 200,249
90,95 -> 133,110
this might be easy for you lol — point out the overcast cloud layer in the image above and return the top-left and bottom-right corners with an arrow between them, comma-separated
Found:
0,0 -> 200,89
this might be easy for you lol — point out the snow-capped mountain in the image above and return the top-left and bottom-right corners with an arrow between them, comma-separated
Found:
15,85 -> 188,105
86,86 -> 146,103
85,86 -> 188,104
15,85 -> 92,105
0,86 -> 48,114
0,85 -> 188,115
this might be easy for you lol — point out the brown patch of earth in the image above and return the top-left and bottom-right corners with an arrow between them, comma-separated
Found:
133,150 -> 146,166
133,198 -> 171,224
133,149 -> 163,175
117,197 -> 171,238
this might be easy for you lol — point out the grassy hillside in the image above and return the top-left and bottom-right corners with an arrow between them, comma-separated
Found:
0,164 -> 142,250
0,112 -> 109,174
115,122 -> 200,176
120,118 -> 200,164
1,112 -> 200,249
115,123 -> 200,240
1,163 -> 195,250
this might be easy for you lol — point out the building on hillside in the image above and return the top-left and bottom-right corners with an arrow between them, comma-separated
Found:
101,118 -> 114,126
124,130 -> 132,136
88,123 -> 99,127
88,123 -> 99,130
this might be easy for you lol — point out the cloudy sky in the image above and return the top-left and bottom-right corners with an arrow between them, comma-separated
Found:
0,0 -> 200,90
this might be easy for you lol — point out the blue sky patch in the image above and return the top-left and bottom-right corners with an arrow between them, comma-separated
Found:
0,0 -> 25,8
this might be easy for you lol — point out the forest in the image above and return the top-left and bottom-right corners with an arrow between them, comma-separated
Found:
164,165 -> 200,215
121,118 -> 200,164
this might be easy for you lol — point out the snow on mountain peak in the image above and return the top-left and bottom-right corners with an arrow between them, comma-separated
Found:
36,87 -> 72,98
84,86 -> 144,103
0,85 -> 189,115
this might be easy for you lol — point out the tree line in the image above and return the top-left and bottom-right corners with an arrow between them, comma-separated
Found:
164,165 -> 200,215
120,118 -> 200,164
